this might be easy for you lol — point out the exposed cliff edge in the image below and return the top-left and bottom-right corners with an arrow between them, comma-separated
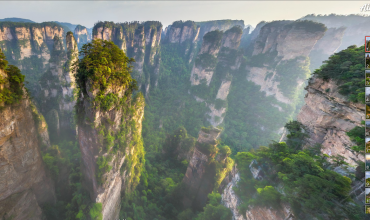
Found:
92,21 -> 162,94
35,31 -> 78,139
219,20 -> 328,152
73,24 -> 92,50
75,39 -> 145,220
182,127 -> 234,210
301,14 -> 370,51
163,20 -> 244,64
189,26 -> 243,126
0,22 -> 66,88
297,76 -> 364,166
246,20 -> 326,104
309,27 -> 346,71
222,45 -> 365,220
0,49 -> 55,219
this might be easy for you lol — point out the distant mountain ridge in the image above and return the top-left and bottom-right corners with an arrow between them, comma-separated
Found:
0,17 -> 35,23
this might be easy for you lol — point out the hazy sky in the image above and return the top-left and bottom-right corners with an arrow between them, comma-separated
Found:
0,1 -> 369,28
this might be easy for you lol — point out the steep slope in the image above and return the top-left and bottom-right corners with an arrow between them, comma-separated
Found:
222,20 -> 327,151
0,21 -> 66,90
301,14 -> 370,51
297,76 -> 364,166
182,127 -> 234,210
75,39 -> 145,220
92,21 -> 162,95
35,31 -> 78,140
163,20 -> 244,64
73,25 -> 92,50
308,27 -> 346,70
222,44 -> 366,220
0,49 -> 55,219
189,26 -> 243,126
298,45 -> 365,167
163,21 -> 200,64
197,20 -> 244,40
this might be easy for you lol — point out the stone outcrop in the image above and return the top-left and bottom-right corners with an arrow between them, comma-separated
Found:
240,22 -> 267,52
221,171 -> 244,220
74,24 -> 91,49
182,127 -> 234,209
165,21 -> 200,44
190,26 -> 243,126
297,76 -> 364,166
182,128 -> 219,209
301,14 -> 370,51
0,60 -> 55,219
197,20 -> 244,40
246,20 -> 326,105
76,60 -> 145,219
92,21 -> 162,94
244,204 -> 294,220
35,31 -> 78,138
251,20 -> 326,59
221,163 -> 294,220
0,22 -> 66,87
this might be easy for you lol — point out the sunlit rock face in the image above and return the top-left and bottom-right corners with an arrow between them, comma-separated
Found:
0,67 -> 55,219
298,76 -> 364,166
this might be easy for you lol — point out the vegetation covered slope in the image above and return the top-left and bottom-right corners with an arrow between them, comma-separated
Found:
234,121 -> 363,220
312,45 -> 365,103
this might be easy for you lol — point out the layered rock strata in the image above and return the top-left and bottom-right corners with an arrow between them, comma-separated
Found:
297,76 -> 364,166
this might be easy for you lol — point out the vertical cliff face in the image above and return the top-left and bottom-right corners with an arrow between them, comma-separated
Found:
182,127 -> 222,209
0,51 -> 55,219
163,20 -> 244,65
297,76 -> 364,166
243,20 -> 326,116
163,21 -> 200,64
182,127 -> 234,211
189,26 -> 243,126
73,24 -> 92,49
301,14 -> 370,51
308,27 -> 346,70
36,31 -> 78,139
197,20 -> 244,40
0,22 -> 66,88
92,21 -> 162,94
75,40 -> 145,220
222,45 -> 365,220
